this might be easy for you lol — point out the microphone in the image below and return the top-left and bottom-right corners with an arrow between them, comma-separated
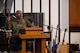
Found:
12,15 -> 16,18
10,15 -> 16,21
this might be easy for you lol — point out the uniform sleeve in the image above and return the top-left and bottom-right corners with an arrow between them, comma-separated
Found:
26,19 -> 34,27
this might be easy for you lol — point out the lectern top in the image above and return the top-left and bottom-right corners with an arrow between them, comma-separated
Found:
25,27 -> 42,31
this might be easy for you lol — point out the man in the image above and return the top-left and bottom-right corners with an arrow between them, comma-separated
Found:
7,10 -> 33,53
8,10 -> 33,35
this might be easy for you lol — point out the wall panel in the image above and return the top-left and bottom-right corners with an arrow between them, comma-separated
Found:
60,0 -> 69,43
33,0 -> 40,12
0,0 -> 5,13
24,0 -> 31,13
42,0 -> 49,32
15,0 -> 22,11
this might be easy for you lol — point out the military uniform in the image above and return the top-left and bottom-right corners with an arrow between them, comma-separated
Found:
10,17 -> 33,35
9,17 -> 33,53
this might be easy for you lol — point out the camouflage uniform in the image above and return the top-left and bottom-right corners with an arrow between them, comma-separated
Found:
10,17 -> 33,52
11,17 -> 33,35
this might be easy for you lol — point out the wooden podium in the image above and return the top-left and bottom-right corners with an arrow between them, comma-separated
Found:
19,28 -> 50,53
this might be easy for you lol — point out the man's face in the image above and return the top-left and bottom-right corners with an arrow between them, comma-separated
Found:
16,10 -> 23,19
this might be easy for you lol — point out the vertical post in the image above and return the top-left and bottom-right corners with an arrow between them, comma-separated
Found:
5,0 -> 7,8
41,39 -> 46,53
49,0 -> 51,26
48,1 -> 51,53
58,0 -> 60,43
22,0 -> 24,17
49,0 -> 51,28
40,0 -> 42,12
14,0 -> 15,13
22,0 -> 24,12
69,0 -> 70,45
31,0 -> 33,12
49,0 -> 51,41
21,40 -> 26,53
5,0 -> 7,13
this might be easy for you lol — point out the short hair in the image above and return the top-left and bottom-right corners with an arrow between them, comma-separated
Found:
16,10 -> 23,14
